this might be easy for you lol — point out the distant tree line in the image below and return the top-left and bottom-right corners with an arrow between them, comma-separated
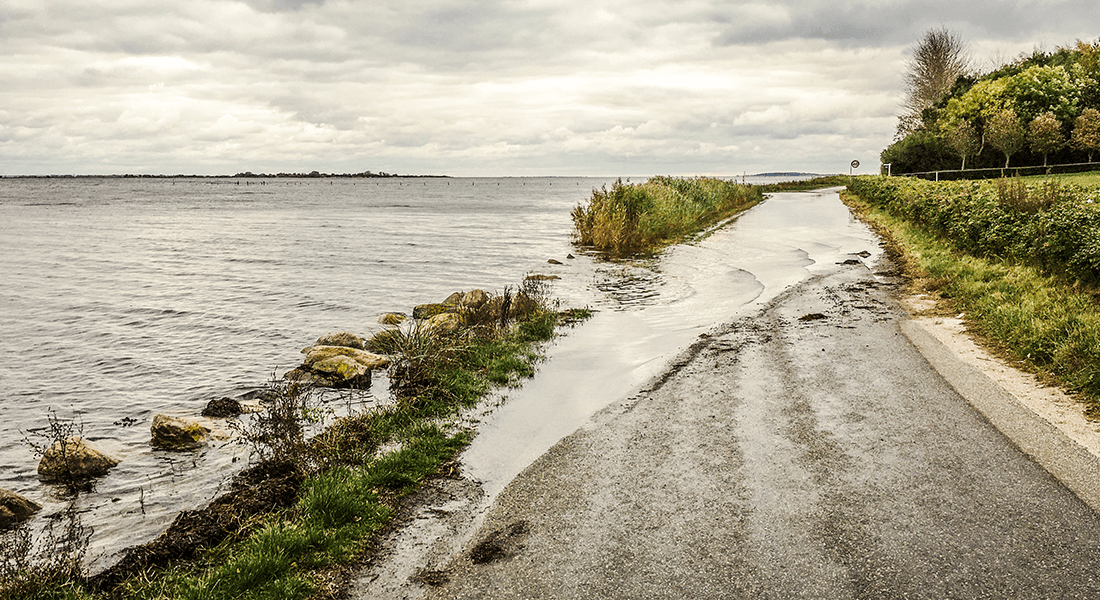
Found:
884,31 -> 1100,173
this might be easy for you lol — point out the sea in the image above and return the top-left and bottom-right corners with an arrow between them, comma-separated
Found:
0,174 -> 880,571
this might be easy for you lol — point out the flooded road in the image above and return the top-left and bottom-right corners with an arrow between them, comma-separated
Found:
425,262 -> 1100,599
352,188 -> 1100,599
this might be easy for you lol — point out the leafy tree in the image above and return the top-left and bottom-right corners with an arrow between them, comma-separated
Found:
987,108 -> 1026,168
1072,107 -> 1100,162
900,28 -> 970,136
1029,112 -> 1065,167
1001,64 -> 1085,124
945,119 -> 981,170
880,130 -> 955,173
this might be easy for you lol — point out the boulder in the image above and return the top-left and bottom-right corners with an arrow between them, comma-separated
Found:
314,331 -> 365,350
38,437 -> 119,480
413,303 -> 454,320
302,345 -> 390,370
460,289 -> 490,310
379,313 -> 407,326
426,312 -> 464,334
287,345 -> 390,389
201,397 -> 242,418
151,415 -> 210,450
0,488 -> 41,529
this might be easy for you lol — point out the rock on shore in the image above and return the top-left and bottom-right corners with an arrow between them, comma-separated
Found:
0,488 -> 41,529
37,437 -> 119,480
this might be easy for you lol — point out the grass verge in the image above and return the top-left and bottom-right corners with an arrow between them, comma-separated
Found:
841,187 -> 1100,408
2,290 -> 591,600
570,176 -> 762,256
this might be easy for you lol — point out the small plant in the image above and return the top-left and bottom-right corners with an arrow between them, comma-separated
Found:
233,378 -> 323,473
0,502 -> 92,599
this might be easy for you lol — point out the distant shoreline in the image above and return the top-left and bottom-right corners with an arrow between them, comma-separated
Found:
0,172 -> 449,179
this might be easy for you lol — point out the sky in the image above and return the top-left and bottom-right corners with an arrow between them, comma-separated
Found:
1,1 -> 1098,177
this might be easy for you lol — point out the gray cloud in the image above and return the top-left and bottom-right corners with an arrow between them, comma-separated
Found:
0,0 -> 1094,175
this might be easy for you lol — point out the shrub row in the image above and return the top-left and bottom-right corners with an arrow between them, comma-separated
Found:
571,176 -> 762,255
847,175 -> 1100,285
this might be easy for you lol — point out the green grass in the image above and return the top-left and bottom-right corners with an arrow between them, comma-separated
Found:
3,303 -> 590,600
571,176 -> 762,255
843,189 -> 1100,405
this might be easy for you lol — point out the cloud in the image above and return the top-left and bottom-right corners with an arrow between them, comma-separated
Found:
0,0 -> 1097,175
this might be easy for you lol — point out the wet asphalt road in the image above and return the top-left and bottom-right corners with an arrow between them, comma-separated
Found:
425,265 -> 1100,599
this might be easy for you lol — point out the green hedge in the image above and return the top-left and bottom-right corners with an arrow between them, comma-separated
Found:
848,175 -> 1100,285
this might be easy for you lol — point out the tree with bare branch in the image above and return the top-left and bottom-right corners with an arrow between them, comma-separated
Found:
900,28 -> 971,135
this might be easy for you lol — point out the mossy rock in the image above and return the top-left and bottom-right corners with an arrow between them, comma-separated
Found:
314,331 -> 365,349
0,488 -> 41,529
151,415 -> 210,451
413,303 -> 455,320
426,312 -> 465,334
379,313 -> 407,326
38,437 -> 120,479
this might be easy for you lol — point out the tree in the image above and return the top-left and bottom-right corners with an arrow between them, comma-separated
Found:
1072,107 -> 1100,162
900,28 -> 971,135
987,108 -> 1026,168
1029,112 -> 1065,167
945,119 -> 981,170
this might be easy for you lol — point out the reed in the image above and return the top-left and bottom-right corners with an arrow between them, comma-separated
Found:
571,176 -> 762,255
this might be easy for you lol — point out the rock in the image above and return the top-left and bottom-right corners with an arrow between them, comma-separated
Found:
413,303 -> 454,320
288,345 -> 390,389
442,291 -> 466,305
311,355 -> 371,383
201,397 -> 242,418
548,259 -> 563,265
303,345 -> 390,370
38,437 -> 119,480
460,289 -> 490,310
426,312 -> 464,334
379,313 -> 407,326
151,415 -> 210,450
314,331 -> 365,349
0,488 -> 41,529
525,274 -> 561,281
567,254 -> 575,259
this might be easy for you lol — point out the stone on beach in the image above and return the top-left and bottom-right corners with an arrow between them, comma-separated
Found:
313,331 -> 365,350
286,344 -> 390,388
379,313 -> 407,325
202,396 -> 243,418
38,437 -> 120,480
151,414 -> 210,450
0,488 -> 41,529
302,345 -> 390,370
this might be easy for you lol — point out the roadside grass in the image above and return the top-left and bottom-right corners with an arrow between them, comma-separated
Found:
571,176 -> 762,256
842,189 -> 1100,407
3,297 -> 590,600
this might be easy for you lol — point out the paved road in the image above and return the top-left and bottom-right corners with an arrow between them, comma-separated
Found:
425,265 -> 1100,599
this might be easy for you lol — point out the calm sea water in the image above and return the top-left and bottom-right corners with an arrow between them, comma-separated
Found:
0,174 -> 869,570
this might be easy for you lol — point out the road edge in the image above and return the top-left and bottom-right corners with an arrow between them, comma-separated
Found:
901,319 -> 1100,512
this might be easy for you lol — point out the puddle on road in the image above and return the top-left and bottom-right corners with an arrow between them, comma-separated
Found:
463,189 -> 884,498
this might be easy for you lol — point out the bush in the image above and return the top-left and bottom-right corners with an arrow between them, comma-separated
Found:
571,177 -> 761,255
848,175 -> 1100,285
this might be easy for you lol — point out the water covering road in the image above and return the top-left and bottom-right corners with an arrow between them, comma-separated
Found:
355,189 -> 1100,599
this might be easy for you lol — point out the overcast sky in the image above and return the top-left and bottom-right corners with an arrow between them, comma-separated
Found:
2,1 -> 1097,176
